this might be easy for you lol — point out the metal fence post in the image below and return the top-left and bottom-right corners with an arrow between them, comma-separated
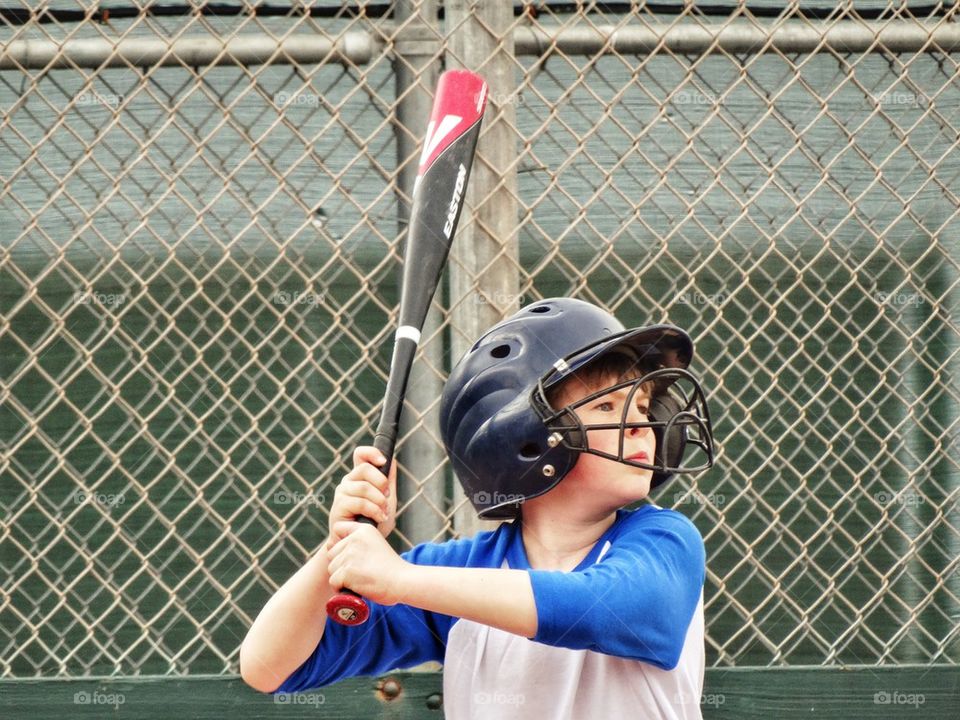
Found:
394,0 -> 446,545
445,0 -> 521,538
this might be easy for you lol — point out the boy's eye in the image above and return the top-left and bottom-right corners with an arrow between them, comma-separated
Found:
592,398 -> 650,414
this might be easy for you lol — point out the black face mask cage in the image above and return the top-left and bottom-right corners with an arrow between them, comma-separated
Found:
537,367 -> 715,475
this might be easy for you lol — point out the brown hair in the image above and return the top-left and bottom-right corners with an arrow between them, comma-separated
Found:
546,350 -> 657,410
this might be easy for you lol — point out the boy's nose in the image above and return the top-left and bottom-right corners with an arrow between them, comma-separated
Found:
624,406 -> 651,435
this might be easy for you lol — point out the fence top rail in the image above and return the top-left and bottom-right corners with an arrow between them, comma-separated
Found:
2,19 -> 959,70
0,32 -> 378,70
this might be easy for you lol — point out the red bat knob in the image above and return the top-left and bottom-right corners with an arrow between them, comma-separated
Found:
326,590 -> 370,626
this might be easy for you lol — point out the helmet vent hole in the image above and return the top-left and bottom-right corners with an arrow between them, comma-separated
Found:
529,305 -> 550,314
519,443 -> 541,460
490,344 -> 511,359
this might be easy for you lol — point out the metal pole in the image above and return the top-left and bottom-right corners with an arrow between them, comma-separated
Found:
514,20 -> 960,55
446,0 -> 520,539
394,0 -> 445,546
4,22 -> 958,70
0,33 -> 378,69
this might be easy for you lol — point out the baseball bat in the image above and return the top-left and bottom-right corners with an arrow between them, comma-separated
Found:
326,69 -> 488,626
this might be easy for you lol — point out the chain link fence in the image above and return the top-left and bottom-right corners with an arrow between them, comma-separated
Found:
2,1 -> 958,678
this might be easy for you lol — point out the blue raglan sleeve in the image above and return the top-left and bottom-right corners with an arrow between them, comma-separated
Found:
528,508 -> 705,670
274,530 -> 504,693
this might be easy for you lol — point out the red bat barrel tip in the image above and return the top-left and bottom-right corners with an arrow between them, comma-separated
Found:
418,70 -> 488,176
438,69 -> 488,111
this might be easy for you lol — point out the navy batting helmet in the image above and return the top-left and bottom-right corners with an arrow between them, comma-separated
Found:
439,298 -> 714,519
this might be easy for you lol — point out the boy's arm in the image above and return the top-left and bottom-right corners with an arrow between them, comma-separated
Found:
239,545 -> 335,693
401,565 -> 538,638
241,445 -> 397,693
328,521 -> 537,638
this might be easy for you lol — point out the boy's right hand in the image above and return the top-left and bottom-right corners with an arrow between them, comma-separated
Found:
327,446 -> 397,548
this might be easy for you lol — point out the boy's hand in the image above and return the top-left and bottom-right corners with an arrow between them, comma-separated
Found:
327,521 -> 411,606
327,446 -> 398,547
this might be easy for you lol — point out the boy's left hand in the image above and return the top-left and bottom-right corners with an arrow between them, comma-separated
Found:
326,521 -> 410,606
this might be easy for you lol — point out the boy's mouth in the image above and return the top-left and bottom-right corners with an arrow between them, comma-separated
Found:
626,451 -> 650,463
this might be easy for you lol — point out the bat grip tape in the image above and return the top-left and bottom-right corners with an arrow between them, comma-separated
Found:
395,325 -> 421,344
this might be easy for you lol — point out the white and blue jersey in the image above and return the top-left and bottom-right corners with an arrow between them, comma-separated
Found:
276,505 -> 706,720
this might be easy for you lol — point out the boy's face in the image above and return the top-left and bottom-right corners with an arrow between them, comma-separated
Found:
550,371 -> 657,505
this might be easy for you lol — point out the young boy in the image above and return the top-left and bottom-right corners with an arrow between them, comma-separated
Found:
240,297 -> 715,719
